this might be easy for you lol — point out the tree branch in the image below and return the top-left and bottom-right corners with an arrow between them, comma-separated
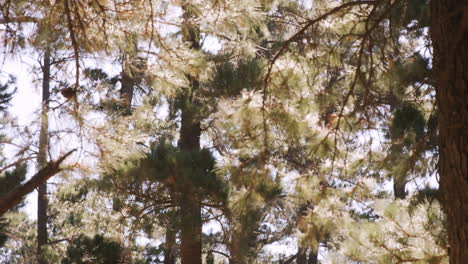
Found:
0,16 -> 39,24
0,149 -> 76,217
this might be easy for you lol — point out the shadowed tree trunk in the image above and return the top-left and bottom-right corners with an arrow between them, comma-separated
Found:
164,225 -> 176,264
178,3 -> 202,264
37,45 -> 51,264
120,36 -> 138,114
307,249 -> 318,264
178,87 -> 202,264
296,202 -> 319,264
393,177 -> 407,199
296,248 -> 307,264
430,1 -> 468,263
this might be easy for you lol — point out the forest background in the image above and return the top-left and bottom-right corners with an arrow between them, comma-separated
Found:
0,0 -> 466,263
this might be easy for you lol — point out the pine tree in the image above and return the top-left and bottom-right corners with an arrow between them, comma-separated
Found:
1,0 -> 466,263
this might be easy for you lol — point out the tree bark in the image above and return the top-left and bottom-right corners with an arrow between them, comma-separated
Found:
164,225 -> 176,264
430,1 -> 468,263
179,193 -> 202,264
120,37 -> 138,114
178,84 -> 202,264
37,46 -> 51,264
178,3 -> 202,263
393,178 -> 407,199
307,248 -> 318,264
296,248 -> 307,264
0,150 -> 75,217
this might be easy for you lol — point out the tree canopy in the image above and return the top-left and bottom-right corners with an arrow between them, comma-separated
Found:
0,0 -> 466,263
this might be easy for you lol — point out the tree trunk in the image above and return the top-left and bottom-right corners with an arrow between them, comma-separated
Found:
430,1 -> 468,263
307,248 -> 318,264
179,194 -> 202,264
120,62 -> 134,113
164,224 -> 176,264
393,178 -> 407,199
296,248 -> 307,264
120,37 -> 138,114
37,46 -> 51,264
178,92 -> 202,264
178,4 -> 202,263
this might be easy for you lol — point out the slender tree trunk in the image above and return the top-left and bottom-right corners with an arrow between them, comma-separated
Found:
393,178 -> 407,199
296,202 -> 319,264
178,4 -> 202,263
120,61 -> 134,113
296,248 -> 307,264
307,247 -> 318,264
120,37 -> 138,114
430,1 -> 468,263
37,46 -> 50,264
164,225 -> 176,264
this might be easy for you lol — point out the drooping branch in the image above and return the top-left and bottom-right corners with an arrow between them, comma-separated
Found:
0,149 -> 76,217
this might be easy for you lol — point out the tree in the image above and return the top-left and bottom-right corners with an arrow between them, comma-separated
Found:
430,1 -> 468,262
1,0 -> 465,263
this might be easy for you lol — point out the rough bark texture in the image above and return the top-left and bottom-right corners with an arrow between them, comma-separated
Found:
0,150 -> 75,217
179,193 -> 202,264
430,1 -> 468,263
178,4 -> 202,263
178,85 -> 202,264
37,46 -> 51,264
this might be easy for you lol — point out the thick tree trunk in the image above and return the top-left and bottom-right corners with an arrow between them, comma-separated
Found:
179,194 -> 202,264
430,1 -> 468,263
178,4 -> 202,263
178,92 -> 202,264
37,46 -> 51,264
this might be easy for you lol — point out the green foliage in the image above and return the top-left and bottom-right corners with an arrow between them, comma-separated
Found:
0,164 -> 27,245
208,57 -> 264,97
389,102 -> 426,142
0,164 -> 27,197
127,140 -> 228,199
142,244 -> 164,264
0,76 -> 16,112
84,68 -> 109,82
62,234 -> 123,264
391,0 -> 430,29
389,54 -> 430,94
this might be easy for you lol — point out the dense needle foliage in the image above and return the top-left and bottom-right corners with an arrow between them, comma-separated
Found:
1,0 -> 465,263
